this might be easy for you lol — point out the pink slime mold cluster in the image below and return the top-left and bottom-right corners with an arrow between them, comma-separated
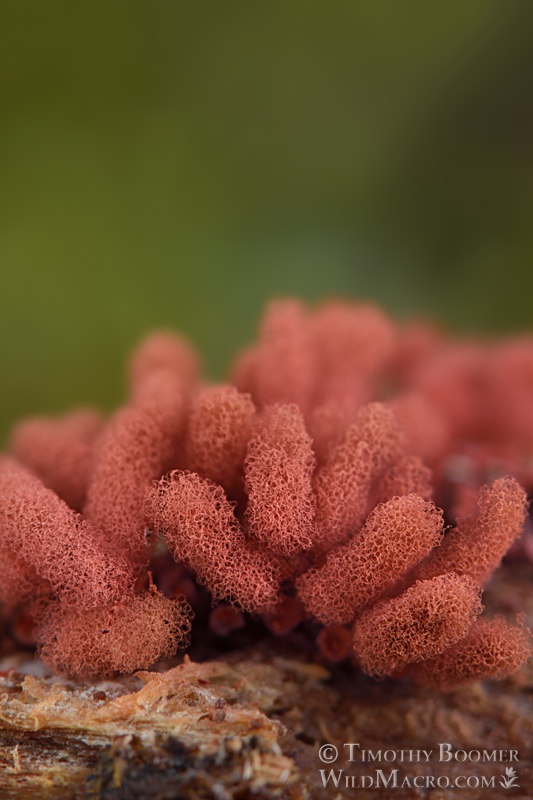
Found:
1,299 -> 532,687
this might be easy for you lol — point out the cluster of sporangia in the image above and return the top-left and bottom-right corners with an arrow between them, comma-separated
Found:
1,299 -> 533,688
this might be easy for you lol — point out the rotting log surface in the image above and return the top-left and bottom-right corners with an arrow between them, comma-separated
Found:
1,564 -> 533,800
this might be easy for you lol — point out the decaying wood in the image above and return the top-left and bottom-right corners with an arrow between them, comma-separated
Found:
1,564 -> 533,799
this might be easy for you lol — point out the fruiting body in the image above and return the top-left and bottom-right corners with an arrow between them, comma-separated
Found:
0,303 -> 531,684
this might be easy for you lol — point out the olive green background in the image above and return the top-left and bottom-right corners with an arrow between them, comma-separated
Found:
1,2 -> 532,441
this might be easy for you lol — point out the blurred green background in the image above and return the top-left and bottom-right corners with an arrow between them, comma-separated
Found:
1,1 -> 533,441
